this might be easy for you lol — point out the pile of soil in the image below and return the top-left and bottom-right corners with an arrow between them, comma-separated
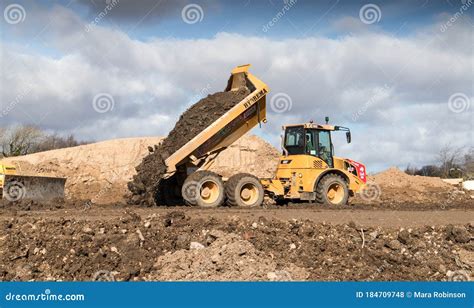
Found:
151,231 -> 307,281
372,167 -> 454,190
3,138 -> 162,203
1,209 -> 472,281
128,88 -> 250,205
356,167 -> 469,206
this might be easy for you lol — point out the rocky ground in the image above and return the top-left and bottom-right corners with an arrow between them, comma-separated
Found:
0,204 -> 472,282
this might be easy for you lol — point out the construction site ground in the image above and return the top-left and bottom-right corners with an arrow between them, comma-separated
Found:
1,200 -> 473,282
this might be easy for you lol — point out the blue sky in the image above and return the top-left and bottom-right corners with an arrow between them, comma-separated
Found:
1,0 -> 473,172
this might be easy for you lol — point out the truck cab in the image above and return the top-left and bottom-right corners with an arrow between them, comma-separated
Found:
262,122 -> 366,205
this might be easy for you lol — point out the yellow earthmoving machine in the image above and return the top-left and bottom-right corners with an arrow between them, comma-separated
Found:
157,64 -> 366,207
0,162 -> 66,201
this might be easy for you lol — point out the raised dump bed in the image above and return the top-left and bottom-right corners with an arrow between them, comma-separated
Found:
164,64 -> 269,178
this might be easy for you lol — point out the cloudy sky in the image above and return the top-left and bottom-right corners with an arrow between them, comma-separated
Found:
1,0 -> 472,171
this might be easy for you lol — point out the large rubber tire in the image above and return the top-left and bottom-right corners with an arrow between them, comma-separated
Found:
315,174 -> 349,206
225,173 -> 264,207
181,171 -> 225,207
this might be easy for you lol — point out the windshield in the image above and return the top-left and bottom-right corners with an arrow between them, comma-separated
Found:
317,130 -> 333,167
284,126 -> 305,155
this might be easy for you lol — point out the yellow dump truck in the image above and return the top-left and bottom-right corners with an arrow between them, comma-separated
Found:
0,162 -> 66,201
160,64 -> 366,207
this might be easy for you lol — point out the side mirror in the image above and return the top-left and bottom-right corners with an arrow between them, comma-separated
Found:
346,131 -> 351,143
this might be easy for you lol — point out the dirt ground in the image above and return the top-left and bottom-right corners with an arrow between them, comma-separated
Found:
0,201 -> 473,281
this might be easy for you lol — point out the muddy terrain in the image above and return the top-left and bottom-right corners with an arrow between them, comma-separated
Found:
0,202 -> 473,282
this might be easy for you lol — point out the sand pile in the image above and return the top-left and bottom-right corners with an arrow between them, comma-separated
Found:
208,134 -> 279,179
372,167 -> 454,190
3,138 -> 161,203
359,167 -> 463,205
128,88 -> 250,205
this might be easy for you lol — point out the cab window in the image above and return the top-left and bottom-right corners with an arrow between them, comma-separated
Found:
318,130 -> 333,167
305,130 -> 317,156
284,126 -> 305,155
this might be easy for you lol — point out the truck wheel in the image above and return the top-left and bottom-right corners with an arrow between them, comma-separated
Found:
316,174 -> 349,206
182,171 -> 225,207
225,173 -> 264,207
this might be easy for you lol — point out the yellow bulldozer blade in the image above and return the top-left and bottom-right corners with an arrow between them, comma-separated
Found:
1,175 -> 66,201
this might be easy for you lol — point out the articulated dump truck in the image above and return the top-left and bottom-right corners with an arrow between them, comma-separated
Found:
160,64 -> 367,207
0,163 -> 66,202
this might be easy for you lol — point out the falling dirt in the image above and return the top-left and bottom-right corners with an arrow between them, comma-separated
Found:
128,87 -> 250,206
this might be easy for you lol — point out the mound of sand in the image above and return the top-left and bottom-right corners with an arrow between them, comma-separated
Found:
3,135 -> 279,204
372,167 -> 453,190
209,134 -> 279,179
359,167 -> 461,205
3,138 -> 161,203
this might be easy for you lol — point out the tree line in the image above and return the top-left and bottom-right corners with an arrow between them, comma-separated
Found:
405,145 -> 474,179
0,125 -> 90,157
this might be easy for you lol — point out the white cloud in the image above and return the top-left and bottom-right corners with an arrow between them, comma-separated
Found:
0,6 -> 472,172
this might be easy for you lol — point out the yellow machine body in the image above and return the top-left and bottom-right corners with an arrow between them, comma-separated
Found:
0,162 -> 66,201
261,123 -> 367,201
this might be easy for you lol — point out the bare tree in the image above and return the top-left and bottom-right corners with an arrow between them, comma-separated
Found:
0,125 -> 44,157
463,147 -> 474,179
437,144 -> 464,178
33,133 -> 88,152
